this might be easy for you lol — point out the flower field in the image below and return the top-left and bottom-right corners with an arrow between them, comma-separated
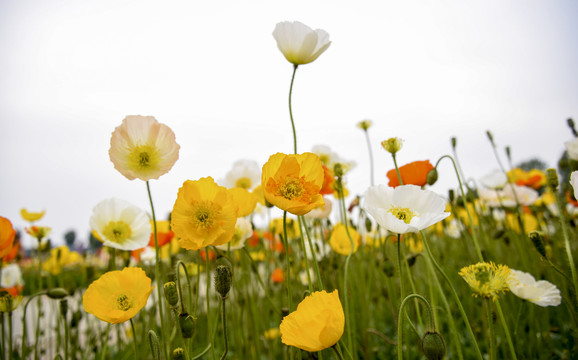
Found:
2,20 -> 578,360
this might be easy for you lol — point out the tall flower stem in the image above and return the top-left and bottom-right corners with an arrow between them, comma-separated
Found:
434,155 -> 484,261
145,181 -> 169,360
392,154 -> 403,185
130,319 -> 138,360
288,64 -> 299,154
219,297 -> 228,360
495,300 -> 518,360
551,186 -> 578,304
362,129 -> 375,186
204,250 -> 216,360
282,211 -> 293,312
397,294 -> 434,360
335,179 -> 356,360
485,300 -> 496,360
296,218 -> 313,293
299,216 -> 325,290
100,324 -> 111,360
421,231 -> 484,360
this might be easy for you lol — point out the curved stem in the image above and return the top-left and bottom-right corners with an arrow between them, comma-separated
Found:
552,187 -> 578,303
421,231 -> 484,360
434,155 -> 484,261
176,260 -> 191,314
397,294 -> 434,360
21,291 -> 46,358
288,64 -> 299,154
145,181 -> 169,360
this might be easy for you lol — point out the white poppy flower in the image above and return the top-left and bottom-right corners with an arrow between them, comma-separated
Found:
508,270 -> 561,307
565,138 -> 578,160
362,184 -> 450,234
216,217 -> 253,251
502,184 -> 539,206
90,198 -> 151,251
1,263 -> 24,288
221,159 -> 261,191
272,21 -> 331,66
109,115 -> 180,181
480,170 -> 508,190
305,198 -> 333,220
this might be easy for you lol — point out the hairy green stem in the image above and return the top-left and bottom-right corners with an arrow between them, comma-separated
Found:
397,294 -> 434,360
288,64 -> 299,154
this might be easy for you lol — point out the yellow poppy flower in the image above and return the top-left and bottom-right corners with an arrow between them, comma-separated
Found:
83,267 -> 153,324
262,152 -> 325,216
25,226 -> 51,241
171,177 -> 238,250
329,223 -> 360,256
42,246 -> 82,275
280,290 -> 345,352
109,115 -> 180,181
20,208 -> 45,222
459,262 -> 511,301
229,188 -> 257,217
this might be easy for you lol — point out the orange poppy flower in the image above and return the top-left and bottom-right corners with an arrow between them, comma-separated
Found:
148,221 -> 175,248
200,249 -> 216,261
271,268 -> 285,283
386,160 -> 434,188
319,165 -> 335,195
0,217 -> 16,259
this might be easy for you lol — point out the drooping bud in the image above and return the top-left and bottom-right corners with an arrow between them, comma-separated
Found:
450,137 -> 457,150
420,331 -> 446,360
171,348 -> 185,360
381,137 -> 403,155
214,265 -> 233,299
179,313 -> 195,339
568,118 -> 577,137
426,168 -> 438,186
46,288 -> 69,300
546,168 -> 559,189
528,231 -> 547,258
164,281 -> 179,308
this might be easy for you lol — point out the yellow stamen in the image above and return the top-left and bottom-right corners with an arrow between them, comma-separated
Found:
278,178 -> 305,200
103,221 -> 132,244
388,206 -> 416,224
192,201 -> 220,229
117,294 -> 133,311
128,145 -> 160,171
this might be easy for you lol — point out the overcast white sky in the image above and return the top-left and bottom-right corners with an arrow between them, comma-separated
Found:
1,0 -> 577,248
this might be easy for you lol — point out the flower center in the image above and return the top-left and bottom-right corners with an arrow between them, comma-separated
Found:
103,221 -> 132,244
388,206 -> 416,224
278,178 -> 305,200
475,268 -> 491,285
128,145 -> 160,171
192,201 -> 220,229
117,294 -> 133,311
235,177 -> 252,189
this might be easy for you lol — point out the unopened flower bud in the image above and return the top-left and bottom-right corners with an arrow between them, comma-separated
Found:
546,168 -> 559,189
214,265 -> 232,299
164,281 -> 179,308
420,331 -> 446,360
364,217 -> 372,233
450,137 -> 457,150
46,288 -> 69,300
171,348 -> 185,360
179,313 -> 195,339
357,119 -> 373,131
426,169 -> 438,186
568,118 -> 577,137
448,189 -> 455,203
333,163 -> 344,179
505,146 -> 511,162
486,130 -> 494,143
529,231 -> 547,258
381,137 -> 403,155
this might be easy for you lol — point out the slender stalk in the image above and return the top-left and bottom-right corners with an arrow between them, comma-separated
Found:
331,344 -> 345,360
205,249 -> 216,360
362,130 -> 375,186
100,324 -> 111,360
485,300 -> 496,360
145,181 -> 169,360
392,154 -> 403,185
288,64 -> 299,154
495,300 -> 518,360
299,216 -> 324,290
434,155 -> 484,261
130,319 -> 138,360
8,312 -> 13,360
552,186 -> 578,303
241,248 -> 280,314
296,217 -> 313,293
421,231 -> 484,360
219,297 -> 228,360
0,313 -> 4,360
282,211 -> 292,311
21,291 -> 46,358
397,294 -> 434,360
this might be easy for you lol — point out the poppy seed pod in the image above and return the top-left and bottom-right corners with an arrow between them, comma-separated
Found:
546,168 -> 559,189
171,348 -> 185,360
420,331 -> 446,360
215,265 -> 233,299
